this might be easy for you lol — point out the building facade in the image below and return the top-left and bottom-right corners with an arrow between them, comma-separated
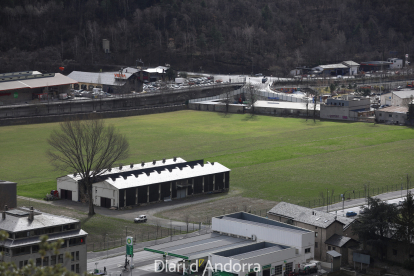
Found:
267,202 -> 358,265
320,95 -> 371,121
57,158 -> 230,208
0,206 -> 88,274
375,106 -> 408,125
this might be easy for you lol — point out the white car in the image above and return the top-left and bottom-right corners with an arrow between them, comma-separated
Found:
134,215 -> 147,223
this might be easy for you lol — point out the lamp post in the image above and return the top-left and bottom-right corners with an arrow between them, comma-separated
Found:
327,189 -> 329,213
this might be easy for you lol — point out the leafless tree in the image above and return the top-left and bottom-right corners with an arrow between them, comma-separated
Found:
183,213 -> 191,233
313,90 -> 319,122
223,87 -> 233,116
246,83 -> 259,117
46,115 -> 129,216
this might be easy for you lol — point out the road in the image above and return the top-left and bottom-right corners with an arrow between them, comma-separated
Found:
313,188 -> 414,218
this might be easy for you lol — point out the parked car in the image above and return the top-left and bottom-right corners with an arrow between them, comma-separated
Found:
398,200 -> 404,206
255,73 -> 263,77
134,215 -> 147,223
346,211 -> 357,217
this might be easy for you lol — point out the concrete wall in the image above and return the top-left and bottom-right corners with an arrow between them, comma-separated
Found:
320,105 -> 352,120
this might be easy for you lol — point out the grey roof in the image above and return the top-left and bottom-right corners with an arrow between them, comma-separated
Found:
377,106 -> 408,114
67,71 -> 133,86
102,162 -> 230,190
213,242 -> 289,260
393,90 -> 414,99
0,73 -> 77,91
0,207 -> 79,232
342,61 -> 360,67
219,212 -> 310,233
268,202 -> 355,229
3,229 -> 88,248
325,234 -> 353,248
145,233 -> 255,260
327,250 -> 342,258
0,180 -> 16,185
318,64 -> 348,69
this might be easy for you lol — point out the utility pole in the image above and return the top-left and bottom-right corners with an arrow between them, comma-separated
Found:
327,189 -> 329,213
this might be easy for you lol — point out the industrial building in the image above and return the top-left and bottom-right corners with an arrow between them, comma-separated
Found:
375,106 -> 408,125
320,95 -> 371,121
0,71 -> 77,105
268,202 -> 358,265
359,61 -> 392,72
144,212 -> 315,276
57,158 -> 230,208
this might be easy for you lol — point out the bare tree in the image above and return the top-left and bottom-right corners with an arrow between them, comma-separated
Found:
47,115 -> 129,216
183,213 -> 191,233
246,83 -> 259,117
223,87 -> 233,116
313,90 -> 319,122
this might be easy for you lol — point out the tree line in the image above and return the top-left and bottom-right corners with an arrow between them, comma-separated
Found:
1,0 -> 414,75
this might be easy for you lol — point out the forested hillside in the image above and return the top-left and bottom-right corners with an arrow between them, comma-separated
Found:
1,0 -> 414,75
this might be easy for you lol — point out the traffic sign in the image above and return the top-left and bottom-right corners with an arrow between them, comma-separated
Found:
126,236 -> 133,256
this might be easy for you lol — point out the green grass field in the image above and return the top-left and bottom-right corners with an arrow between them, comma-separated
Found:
1,110 -> 414,203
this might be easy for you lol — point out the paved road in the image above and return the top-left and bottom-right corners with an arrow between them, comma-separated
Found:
313,188 -> 414,214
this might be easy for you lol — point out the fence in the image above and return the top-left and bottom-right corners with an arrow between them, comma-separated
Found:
87,223 -> 210,252
296,181 -> 413,210
189,86 -> 311,104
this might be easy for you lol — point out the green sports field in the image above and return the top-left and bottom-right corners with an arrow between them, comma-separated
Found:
1,110 -> 413,203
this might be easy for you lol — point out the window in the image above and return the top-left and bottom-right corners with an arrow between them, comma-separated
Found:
389,114 -> 392,117
36,258 -> 42,267
315,242 -> 318,248
315,232 -> 318,237
58,254 -> 63,263
43,256 -> 49,266
393,249 -> 398,256
71,252 -> 75,261
315,226 -> 317,229
76,264 -> 80,274
328,246 -> 331,250
275,265 -> 283,275
69,237 -> 85,247
51,255 -> 57,265
305,248 -> 311,253
333,247 -> 336,251
32,245 -> 39,253
19,261 -> 24,269
71,264 -> 75,272
76,251 -> 79,261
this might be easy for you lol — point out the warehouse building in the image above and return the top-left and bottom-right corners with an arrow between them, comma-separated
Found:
144,212 -> 315,276
57,158 -> 230,208
320,95 -> 371,121
0,71 -> 77,105
375,106 -> 408,125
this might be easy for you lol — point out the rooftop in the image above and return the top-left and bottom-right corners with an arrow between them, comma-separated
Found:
377,106 -> 408,114
0,180 -> 17,185
67,71 -> 134,86
254,100 -> 320,110
342,61 -> 360,67
103,161 -> 230,189
268,202 -> 356,230
217,212 -> 311,233
0,73 -> 77,92
393,90 -> 414,99
212,241 -> 289,260
0,207 -> 79,233
360,61 -> 392,66
325,234 -> 354,248
318,64 -> 349,69
144,233 -> 255,260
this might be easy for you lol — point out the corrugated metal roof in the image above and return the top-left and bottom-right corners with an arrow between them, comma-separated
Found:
324,234 -> 353,247
4,229 -> 88,248
67,71 -> 133,86
213,242 -> 289,260
268,202 -> 355,229
327,250 -> 342,258
254,101 -> 320,110
103,162 -> 230,189
0,73 -> 76,91
145,233 -> 255,260
0,207 -> 79,232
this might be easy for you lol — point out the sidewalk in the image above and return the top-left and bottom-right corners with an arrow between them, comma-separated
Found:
313,188 -> 414,212
87,227 -> 212,261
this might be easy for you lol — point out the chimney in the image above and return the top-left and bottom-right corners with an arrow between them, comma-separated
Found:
162,158 -> 166,163
141,161 -> 145,167
211,162 -> 215,165
173,157 -> 177,162
153,160 -> 156,165
130,163 -> 134,168
119,165 -> 123,170
73,172 -> 77,177
29,206 -> 34,221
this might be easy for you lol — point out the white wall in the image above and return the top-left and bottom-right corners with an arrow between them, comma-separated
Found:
212,218 -> 314,254
93,181 -> 118,207
57,176 -> 78,202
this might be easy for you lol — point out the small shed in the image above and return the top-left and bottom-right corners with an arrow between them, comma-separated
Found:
326,250 -> 342,272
